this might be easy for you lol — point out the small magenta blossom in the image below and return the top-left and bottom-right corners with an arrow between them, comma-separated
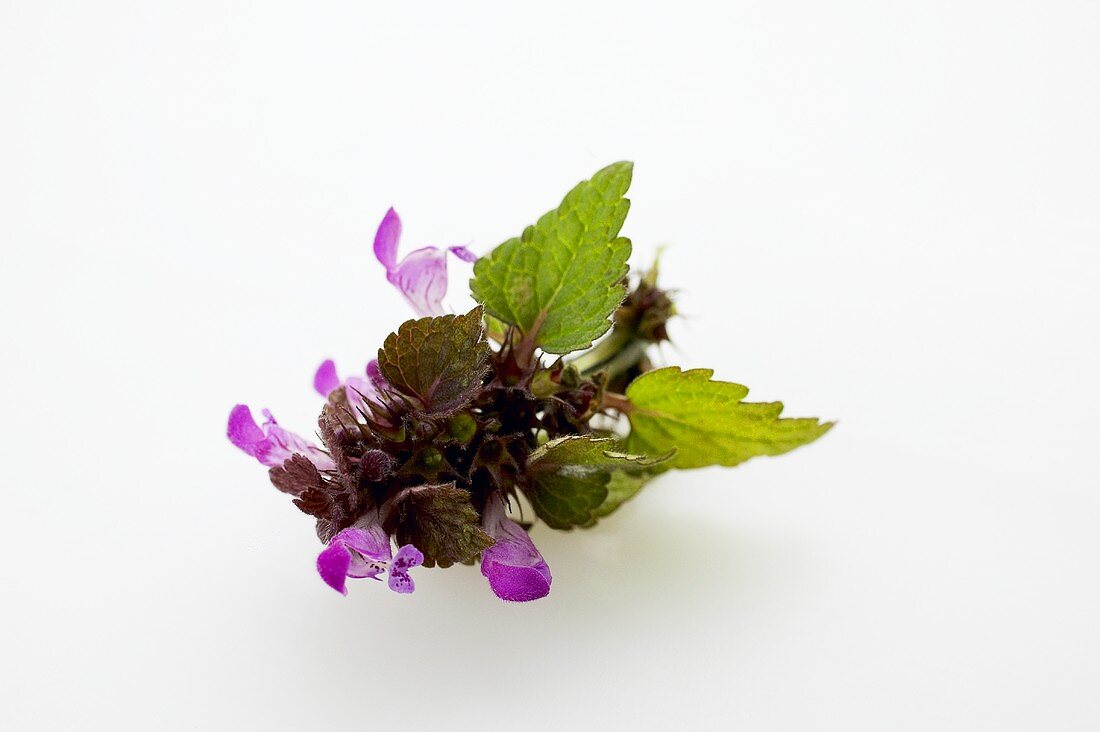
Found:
316,518 -> 424,595
480,497 -> 552,602
227,404 -> 333,471
312,359 -> 383,413
373,207 -> 476,317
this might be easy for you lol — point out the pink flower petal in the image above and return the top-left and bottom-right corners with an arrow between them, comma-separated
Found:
366,359 -> 387,391
227,405 -> 334,470
227,404 -> 266,459
448,245 -> 477,263
316,541 -> 353,595
313,359 -> 340,397
336,524 -> 391,579
318,526 -> 389,594
387,246 -> 450,317
316,521 -> 421,595
373,210 -> 477,317
373,207 -> 402,271
387,544 -> 424,594
480,499 -> 552,602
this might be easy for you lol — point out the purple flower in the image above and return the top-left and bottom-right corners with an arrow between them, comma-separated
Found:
227,404 -> 334,471
313,359 -> 382,414
373,207 -> 477,317
480,498 -> 552,602
316,518 -> 424,595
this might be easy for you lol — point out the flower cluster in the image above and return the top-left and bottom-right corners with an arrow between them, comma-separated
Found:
229,207 -> 558,600
228,162 -> 832,602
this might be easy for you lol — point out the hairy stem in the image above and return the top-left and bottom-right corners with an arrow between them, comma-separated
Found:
513,312 -> 547,368
600,390 -> 634,414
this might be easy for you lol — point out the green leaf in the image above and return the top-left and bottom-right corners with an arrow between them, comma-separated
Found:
377,306 -> 490,415
389,483 -> 495,568
591,472 -> 652,520
624,367 -> 833,469
483,312 -> 509,343
470,162 -> 634,354
523,435 -> 668,529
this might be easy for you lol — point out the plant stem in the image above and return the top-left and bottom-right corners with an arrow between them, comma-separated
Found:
600,390 -> 634,414
569,326 -> 648,379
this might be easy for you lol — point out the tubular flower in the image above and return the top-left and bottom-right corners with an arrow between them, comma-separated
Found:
226,405 -> 333,471
316,517 -> 424,595
480,497 -> 552,602
312,359 -> 382,414
373,207 -> 476,317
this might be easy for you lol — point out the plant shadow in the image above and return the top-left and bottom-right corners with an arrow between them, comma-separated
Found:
269,494 -> 820,682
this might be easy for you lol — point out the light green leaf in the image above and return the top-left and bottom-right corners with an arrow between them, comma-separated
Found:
483,312 -> 509,343
624,367 -> 833,469
523,435 -> 668,529
470,162 -> 634,354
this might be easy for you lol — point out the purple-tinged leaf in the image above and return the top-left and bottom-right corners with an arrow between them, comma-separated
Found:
388,483 -> 494,568
377,307 -> 490,416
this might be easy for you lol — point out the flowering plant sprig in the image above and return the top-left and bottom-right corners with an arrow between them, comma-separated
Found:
228,162 -> 832,602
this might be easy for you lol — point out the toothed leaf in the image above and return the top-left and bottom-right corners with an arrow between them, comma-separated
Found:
591,472 -> 653,520
624,367 -> 833,469
377,307 -> 490,415
389,483 -> 494,568
523,435 -> 668,529
470,162 -> 633,354
268,453 -> 324,496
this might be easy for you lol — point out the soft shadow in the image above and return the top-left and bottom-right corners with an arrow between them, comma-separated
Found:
252,493 -> 819,666
534,499 -> 819,620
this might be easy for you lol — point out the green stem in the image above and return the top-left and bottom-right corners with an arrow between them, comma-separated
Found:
569,327 -> 646,378
595,339 -> 649,380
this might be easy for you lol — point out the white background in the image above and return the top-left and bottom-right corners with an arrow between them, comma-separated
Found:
2,2 -> 1098,729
